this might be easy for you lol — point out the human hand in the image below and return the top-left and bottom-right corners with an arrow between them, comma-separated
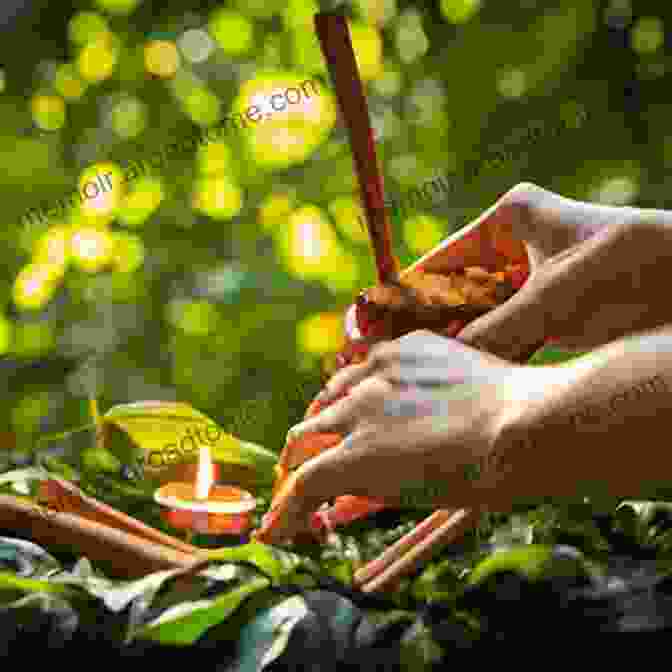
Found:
253,331 -> 549,544
456,182 -> 672,359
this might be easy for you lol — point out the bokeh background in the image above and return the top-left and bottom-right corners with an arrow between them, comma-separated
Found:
0,0 -> 666,464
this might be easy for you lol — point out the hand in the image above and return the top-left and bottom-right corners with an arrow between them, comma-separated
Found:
456,182 -> 672,360
254,331 -> 549,544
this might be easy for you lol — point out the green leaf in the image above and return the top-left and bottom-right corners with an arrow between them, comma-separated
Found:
411,558 -> 461,602
50,556 -> 249,618
468,545 -> 554,584
489,513 -> 534,549
0,467 -> 51,496
34,424 -> 96,451
102,401 -> 277,482
399,618 -> 444,672
0,536 -> 62,579
364,609 -> 415,629
0,591 -> 81,640
38,456 -> 80,482
618,500 -> 672,525
80,447 -> 122,474
468,544 -> 594,587
232,595 -> 311,672
50,564 -> 184,613
204,541 -> 302,585
0,571 -> 81,600
136,576 -> 270,646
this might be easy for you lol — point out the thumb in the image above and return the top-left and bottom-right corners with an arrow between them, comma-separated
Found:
455,276 -> 549,362
254,438 -> 357,544
455,184 -> 631,361
457,217 -> 632,361
496,182 -> 628,263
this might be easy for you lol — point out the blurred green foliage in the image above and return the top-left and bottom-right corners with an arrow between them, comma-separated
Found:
0,0 -> 670,463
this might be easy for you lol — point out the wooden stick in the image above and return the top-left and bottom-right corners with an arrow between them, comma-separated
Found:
0,495 -> 199,579
314,12 -> 398,285
38,478 -> 204,557
359,508 -> 480,593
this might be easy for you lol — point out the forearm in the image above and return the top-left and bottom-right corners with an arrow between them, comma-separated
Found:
490,325 -> 672,505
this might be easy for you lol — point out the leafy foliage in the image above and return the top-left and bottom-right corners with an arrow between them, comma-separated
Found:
2,0 -> 672,664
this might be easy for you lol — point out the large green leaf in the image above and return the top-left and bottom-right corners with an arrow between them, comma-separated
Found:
49,559 -> 186,613
467,545 -> 554,584
135,575 -> 270,646
102,401 -> 277,483
467,544 -> 595,587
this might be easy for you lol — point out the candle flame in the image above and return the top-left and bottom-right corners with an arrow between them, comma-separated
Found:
195,445 -> 213,500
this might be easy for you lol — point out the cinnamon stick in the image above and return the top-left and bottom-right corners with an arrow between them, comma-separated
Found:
38,478 -> 203,557
354,509 -> 457,587
314,12 -> 398,284
360,508 -> 480,593
0,495 -> 199,579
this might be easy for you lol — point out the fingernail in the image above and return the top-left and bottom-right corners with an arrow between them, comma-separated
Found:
285,426 -> 301,447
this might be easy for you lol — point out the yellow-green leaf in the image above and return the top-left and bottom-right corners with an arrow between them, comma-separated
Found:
102,401 -> 277,484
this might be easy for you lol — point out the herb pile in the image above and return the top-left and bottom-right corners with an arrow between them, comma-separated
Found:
3,349 -> 672,665
4,492 -> 672,668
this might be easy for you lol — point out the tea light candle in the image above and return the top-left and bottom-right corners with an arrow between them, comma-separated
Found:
154,446 -> 257,540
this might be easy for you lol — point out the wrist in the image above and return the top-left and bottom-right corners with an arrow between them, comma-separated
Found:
479,363 -> 578,504
485,335 -> 672,504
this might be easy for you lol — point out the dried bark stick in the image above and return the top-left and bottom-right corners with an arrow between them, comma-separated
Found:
360,508 -> 480,593
353,509 -> 457,587
38,478 -> 203,557
0,495 -> 198,579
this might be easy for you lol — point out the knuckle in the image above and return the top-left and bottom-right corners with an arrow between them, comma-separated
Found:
368,344 -> 389,368
407,329 -> 434,343
360,376 -> 388,405
294,460 -> 323,504
506,181 -> 546,202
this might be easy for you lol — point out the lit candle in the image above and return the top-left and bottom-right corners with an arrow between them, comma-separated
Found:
154,444 -> 257,541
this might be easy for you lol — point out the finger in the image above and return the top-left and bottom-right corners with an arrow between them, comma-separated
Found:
286,377 -> 391,446
458,218 -> 634,361
315,360 -> 372,405
455,278 -> 548,362
316,341 -> 401,404
281,431 -> 343,472
260,417 -> 486,544
254,436 -> 360,544
256,431 -> 392,544
497,182 -> 623,258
